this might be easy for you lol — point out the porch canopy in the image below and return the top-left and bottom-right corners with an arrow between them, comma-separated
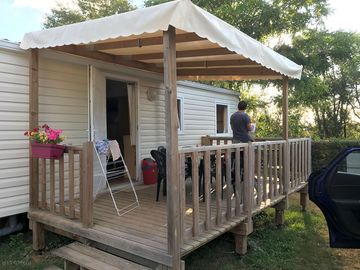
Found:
20,0 -> 302,81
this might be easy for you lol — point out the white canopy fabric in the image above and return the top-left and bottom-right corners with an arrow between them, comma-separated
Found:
20,0 -> 302,79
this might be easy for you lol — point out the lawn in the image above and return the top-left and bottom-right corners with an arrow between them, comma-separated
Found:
0,193 -> 359,270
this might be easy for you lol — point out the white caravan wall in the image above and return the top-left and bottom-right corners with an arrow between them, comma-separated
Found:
0,42 -> 30,217
38,56 -> 88,145
138,81 -> 239,160
0,41 -> 88,218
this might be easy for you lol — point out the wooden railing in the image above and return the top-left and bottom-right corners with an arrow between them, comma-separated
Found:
179,138 -> 311,246
33,142 -> 94,227
179,143 -> 250,244
289,138 -> 311,192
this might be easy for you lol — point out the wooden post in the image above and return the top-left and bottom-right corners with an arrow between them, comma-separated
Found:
300,186 -> 308,212
32,220 -> 45,251
163,26 -> 181,270
233,143 -> 254,255
81,142 -> 93,227
29,49 -> 39,209
282,76 -> 290,208
282,76 -> 289,140
274,200 -> 286,227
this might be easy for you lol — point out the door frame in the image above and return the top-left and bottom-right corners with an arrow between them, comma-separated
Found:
89,66 -> 141,180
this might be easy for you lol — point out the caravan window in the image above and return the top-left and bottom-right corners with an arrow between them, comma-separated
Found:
216,104 -> 228,134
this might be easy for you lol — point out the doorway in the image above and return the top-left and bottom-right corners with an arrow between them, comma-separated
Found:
105,79 -> 137,179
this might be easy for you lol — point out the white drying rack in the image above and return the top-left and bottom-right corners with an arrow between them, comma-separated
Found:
93,141 -> 139,216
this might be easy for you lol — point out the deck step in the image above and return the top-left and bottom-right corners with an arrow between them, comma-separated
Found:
53,242 -> 151,270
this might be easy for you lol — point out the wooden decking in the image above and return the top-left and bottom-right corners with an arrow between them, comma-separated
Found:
29,138 -> 311,268
30,183 -> 251,266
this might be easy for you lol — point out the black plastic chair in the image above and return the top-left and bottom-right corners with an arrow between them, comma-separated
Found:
150,150 -> 167,201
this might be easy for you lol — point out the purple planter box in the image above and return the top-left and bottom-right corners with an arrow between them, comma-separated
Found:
31,142 -> 65,159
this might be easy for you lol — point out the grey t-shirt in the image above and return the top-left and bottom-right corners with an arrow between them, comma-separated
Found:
230,111 -> 252,142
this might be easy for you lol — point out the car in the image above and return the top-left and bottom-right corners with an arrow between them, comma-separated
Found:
309,146 -> 360,248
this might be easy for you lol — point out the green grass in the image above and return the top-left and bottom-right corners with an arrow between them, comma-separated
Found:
0,231 -> 70,270
185,196 -> 345,270
1,195 -> 358,269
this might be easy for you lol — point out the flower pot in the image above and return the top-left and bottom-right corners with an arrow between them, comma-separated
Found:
31,142 -> 65,159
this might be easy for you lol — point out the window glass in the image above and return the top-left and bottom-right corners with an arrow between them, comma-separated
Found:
336,150 -> 360,176
216,104 -> 228,133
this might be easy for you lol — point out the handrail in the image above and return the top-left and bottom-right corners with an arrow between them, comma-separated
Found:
179,143 -> 248,154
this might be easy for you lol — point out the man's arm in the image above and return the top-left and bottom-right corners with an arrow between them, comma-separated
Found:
246,115 -> 252,131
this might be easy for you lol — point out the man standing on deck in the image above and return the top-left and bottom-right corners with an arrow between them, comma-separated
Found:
230,101 -> 253,143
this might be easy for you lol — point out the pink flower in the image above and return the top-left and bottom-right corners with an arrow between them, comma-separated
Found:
33,127 -> 39,132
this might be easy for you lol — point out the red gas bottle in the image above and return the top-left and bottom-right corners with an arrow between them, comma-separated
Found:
141,158 -> 158,185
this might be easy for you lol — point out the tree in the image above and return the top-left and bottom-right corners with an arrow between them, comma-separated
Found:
44,0 -> 135,28
277,30 -> 360,138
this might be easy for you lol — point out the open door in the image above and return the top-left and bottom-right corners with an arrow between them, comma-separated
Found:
90,66 -> 107,141
90,66 -> 137,179
309,147 -> 360,248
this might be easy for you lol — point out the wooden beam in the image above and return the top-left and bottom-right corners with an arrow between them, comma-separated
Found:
176,59 -> 259,68
131,47 -> 236,61
177,67 -> 279,76
85,32 -> 206,51
163,26 -> 181,270
52,45 -> 162,73
282,76 -> 289,140
29,49 -> 39,209
178,75 -> 283,81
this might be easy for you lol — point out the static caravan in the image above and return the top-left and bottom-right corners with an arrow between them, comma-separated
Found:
1,1 -> 312,268
0,39 -> 239,219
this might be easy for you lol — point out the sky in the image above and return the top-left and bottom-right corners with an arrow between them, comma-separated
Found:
0,0 -> 359,43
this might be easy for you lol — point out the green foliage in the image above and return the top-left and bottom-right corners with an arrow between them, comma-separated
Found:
312,139 -> 360,171
44,0 -> 135,28
277,31 -> 360,139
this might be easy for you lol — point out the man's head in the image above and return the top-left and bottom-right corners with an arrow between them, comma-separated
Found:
238,101 -> 247,110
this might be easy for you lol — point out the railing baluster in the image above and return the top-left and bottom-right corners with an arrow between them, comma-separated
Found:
68,149 -> 75,219
216,149 -> 222,225
204,151 -> 211,230
191,151 -> 199,237
40,158 -> 46,209
59,156 -> 65,216
279,144 -> 283,194
305,139 -> 309,178
235,148 -> 241,216
256,146 -> 262,206
302,140 -> 306,182
79,148 -> 84,222
179,153 -> 186,245
296,141 -> 299,186
50,159 -> 55,212
291,142 -> 295,189
226,149 -> 232,220
274,144 -> 278,197
263,145 -> 268,201
269,144 -> 273,199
